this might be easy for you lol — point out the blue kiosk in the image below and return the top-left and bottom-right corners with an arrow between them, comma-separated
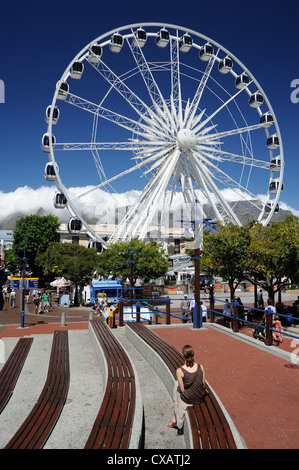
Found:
90,280 -> 123,305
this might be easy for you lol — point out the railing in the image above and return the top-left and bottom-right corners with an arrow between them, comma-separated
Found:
207,298 -> 299,346
101,295 -> 299,346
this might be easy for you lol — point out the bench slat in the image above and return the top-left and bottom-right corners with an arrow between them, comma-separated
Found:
85,319 -> 135,449
5,331 -> 69,449
0,337 -> 33,414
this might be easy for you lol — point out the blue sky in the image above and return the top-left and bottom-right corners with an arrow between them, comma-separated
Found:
0,0 -> 298,222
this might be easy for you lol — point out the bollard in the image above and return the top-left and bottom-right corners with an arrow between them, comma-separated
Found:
136,301 -> 140,323
119,297 -> 124,327
61,311 -> 66,327
233,301 -> 239,333
193,303 -> 198,329
166,297 -> 171,325
265,307 -> 273,346
89,310 -> 93,321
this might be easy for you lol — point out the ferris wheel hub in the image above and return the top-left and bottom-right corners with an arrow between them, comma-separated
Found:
177,128 -> 197,150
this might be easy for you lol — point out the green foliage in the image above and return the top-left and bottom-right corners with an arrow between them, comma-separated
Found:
96,239 -> 170,282
200,223 -> 251,299
36,242 -> 101,286
12,214 -> 60,275
246,215 -> 299,299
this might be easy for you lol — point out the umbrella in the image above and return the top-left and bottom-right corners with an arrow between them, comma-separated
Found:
50,277 -> 72,287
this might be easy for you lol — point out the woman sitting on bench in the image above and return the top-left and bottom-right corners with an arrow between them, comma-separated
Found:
167,344 -> 206,435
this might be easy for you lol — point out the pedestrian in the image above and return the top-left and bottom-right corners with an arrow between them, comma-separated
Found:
180,295 -> 190,323
25,288 -> 30,304
236,297 -> 245,327
223,299 -> 232,328
10,289 -> 16,308
208,283 -> 215,301
42,291 -> 50,313
167,345 -> 206,435
34,292 -> 41,314
263,298 -> 276,322
257,289 -> 264,309
272,315 -> 283,346
204,285 -> 209,304
200,301 -> 207,322
48,291 -> 52,311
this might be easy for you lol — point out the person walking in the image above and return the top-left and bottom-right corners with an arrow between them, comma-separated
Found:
10,289 -> 16,308
167,345 -> 206,435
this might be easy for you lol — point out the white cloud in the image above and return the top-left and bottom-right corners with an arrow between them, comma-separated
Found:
0,185 -> 298,227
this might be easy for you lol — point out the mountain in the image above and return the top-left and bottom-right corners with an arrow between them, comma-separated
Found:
0,201 -> 295,230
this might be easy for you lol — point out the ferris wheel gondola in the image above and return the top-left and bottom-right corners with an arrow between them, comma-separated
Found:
44,23 -> 284,245
46,105 -> 60,125
235,73 -> 250,89
53,192 -> 67,209
45,162 -> 58,181
218,56 -> 233,74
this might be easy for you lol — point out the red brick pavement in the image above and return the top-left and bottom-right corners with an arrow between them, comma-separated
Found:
155,326 -> 299,449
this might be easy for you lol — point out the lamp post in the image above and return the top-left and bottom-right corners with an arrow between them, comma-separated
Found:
21,244 -> 28,328
180,200 -> 217,328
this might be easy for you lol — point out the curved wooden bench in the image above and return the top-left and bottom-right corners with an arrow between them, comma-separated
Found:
85,319 -> 136,449
5,330 -> 70,449
127,322 -> 237,449
0,337 -> 33,414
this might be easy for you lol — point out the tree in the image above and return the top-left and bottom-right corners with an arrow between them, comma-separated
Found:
96,239 -> 170,284
12,214 -> 60,278
245,215 -> 299,302
200,223 -> 251,300
36,242 -> 102,304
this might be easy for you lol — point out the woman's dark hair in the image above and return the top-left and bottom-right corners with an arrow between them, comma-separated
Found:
182,345 -> 194,367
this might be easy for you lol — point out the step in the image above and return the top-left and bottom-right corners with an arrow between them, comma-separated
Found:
111,326 -> 186,449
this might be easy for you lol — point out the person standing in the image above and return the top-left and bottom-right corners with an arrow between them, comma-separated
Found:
180,295 -> 190,323
167,345 -> 206,435
257,289 -> 264,309
200,301 -> 207,322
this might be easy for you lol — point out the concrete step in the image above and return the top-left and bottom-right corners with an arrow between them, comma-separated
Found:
112,326 -> 186,449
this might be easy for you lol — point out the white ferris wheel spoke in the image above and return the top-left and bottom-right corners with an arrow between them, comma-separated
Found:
89,57 -> 173,134
170,34 -> 183,127
70,145 -> 172,203
54,140 -> 168,152
191,156 -> 243,225
65,92 -> 168,141
197,123 -> 264,143
185,153 -> 223,220
184,50 -> 219,129
199,147 -> 271,170
192,83 -> 252,134
192,149 -> 265,211
127,32 -> 176,132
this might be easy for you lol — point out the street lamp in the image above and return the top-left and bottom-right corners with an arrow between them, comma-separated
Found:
180,200 -> 217,328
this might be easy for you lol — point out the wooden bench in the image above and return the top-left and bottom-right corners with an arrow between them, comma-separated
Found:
127,322 -> 237,449
85,318 -> 136,449
0,337 -> 33,414
5,330 -> 70,449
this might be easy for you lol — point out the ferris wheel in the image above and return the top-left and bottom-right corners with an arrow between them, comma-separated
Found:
42,22 -> 284,246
